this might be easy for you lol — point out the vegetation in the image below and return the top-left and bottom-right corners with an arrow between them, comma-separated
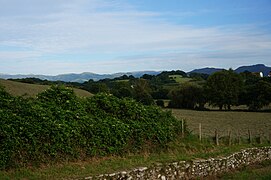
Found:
0,85 -> 182,170
205,69 -> 243,110
171,109 -> 271,138
220,160 -> 271,179
6,69 -> 271,111
0,135 -> 268,179
0,79 -> 92,98
168,83 -> 205,109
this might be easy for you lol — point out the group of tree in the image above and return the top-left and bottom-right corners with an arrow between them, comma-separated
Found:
8,69 -> 271,111
169,69 -> 271,111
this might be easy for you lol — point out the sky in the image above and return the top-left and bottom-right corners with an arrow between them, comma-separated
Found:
0,0 -> 271,75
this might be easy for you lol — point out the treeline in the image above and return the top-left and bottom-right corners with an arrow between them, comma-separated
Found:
9,69 -> 271,111
169,70 -> 271,111
0,85 -> 183,169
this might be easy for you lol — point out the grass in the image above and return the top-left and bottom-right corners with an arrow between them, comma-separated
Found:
0,79 -> 92,98
0,134 -> 268,180
219,160 -> 271,179
171,109 -> 271,139
169,75 -> 192,83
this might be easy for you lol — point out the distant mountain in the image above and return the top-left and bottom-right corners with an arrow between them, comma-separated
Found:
0,71 -> 160,83
188,67 -> 225,75
188,64 -> 271,76
1,64 -> 270,82
235,64 -> 271,76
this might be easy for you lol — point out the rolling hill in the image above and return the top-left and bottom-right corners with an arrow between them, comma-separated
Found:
235,64 -> 271,76
188,67 -> 225,75
0,79 -> 92,98
188,64 -> 271,76
0,71 -> 160,83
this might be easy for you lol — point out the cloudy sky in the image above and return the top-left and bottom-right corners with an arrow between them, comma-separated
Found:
1,0 -> 271,75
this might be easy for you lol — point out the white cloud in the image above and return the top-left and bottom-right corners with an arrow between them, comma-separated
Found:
0,0 -> 271,74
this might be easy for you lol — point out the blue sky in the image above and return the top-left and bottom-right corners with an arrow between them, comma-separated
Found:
0,0 -> 271,75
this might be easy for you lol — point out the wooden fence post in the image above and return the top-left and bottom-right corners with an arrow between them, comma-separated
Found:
248,129 -> 252,144
259,130 -> 262,144
238,130 -> 241,145
215,129 -> 219,145
181,119 -> 184,137
199,123 -> 202,142
228,129 -> 232,146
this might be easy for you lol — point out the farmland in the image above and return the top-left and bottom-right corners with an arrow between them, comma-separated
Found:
171,109 -> 271,139
0,79 -> 92,98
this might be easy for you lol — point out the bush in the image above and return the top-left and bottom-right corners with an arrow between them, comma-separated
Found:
0,86 -> 184,169
156,99 -> 165,107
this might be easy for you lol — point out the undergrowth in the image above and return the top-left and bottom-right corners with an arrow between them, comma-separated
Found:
0,85 -> 184,170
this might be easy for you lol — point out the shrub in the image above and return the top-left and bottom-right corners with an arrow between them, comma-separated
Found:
0,86 -> 184,169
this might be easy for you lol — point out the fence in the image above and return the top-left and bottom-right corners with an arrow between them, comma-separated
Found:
193,121 -> 271,145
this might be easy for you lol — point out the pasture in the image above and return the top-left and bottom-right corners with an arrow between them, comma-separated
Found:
169,75 -> 192,83
0,79 -> 92,97
171,109 -> 271,140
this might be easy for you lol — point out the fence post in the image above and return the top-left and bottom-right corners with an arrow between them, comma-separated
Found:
199,123 -> 202,142
238,130 -> 241,145
215,129 -> 219,145
228,129 -> 232,146
248,129 -> 252,144
181,119 -> 184,138
259,130 -> 262,144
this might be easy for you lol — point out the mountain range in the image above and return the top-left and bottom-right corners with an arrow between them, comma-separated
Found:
1,64 -> 270,82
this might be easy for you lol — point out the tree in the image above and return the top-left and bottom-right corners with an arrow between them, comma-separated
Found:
243,80 -> 271,110
110,81 -> 133,98
205,69 -> 243,110
168,83 -> 205,109
132,79 -> 154,105
83,82 -> 109,94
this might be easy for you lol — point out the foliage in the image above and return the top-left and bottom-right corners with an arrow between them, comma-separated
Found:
156,99 -> 165,107
205,69 -> 243,110
0,86 -> 183,169
83,81 -> 109,94
243,80 -> 271,110
132,79 -> 154,105
168,83 -> 205,109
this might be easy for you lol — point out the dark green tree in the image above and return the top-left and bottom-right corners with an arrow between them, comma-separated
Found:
132,79 -> 154,105
244,80 -> 271,110
205,69 -> 243,110
168,83 -> 205,109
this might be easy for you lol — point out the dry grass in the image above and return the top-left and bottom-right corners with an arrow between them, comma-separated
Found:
0,79 -> 92,98
171,109 -> 271,139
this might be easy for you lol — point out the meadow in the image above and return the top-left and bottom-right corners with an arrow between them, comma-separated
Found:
171,108 -> 271,140
0,79 -> 92,98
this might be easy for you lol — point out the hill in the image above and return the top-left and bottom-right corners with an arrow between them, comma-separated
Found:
235,64 -> 271,76
0,71 -> 160,83
188,67 -> 225,75
0,79 -> 92,98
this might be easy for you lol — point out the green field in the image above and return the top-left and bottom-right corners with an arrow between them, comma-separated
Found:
171,109 -> 271,139
220,160 -> 271,179
169,75 -> 192,83
0,79 -> 92,97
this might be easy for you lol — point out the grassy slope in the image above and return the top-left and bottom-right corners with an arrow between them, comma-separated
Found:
171,109 -> 271,138
0,79 -> 92,98
169,75 -> 192,83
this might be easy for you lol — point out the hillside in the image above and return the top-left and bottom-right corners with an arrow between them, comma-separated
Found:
188,67 -> 225,75
0,71 -> 160,83
189,64 -> 271,76
235,64 -> 271,76
0,79 -> 92,98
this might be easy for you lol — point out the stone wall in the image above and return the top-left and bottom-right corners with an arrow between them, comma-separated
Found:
84,147 -> 271,180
